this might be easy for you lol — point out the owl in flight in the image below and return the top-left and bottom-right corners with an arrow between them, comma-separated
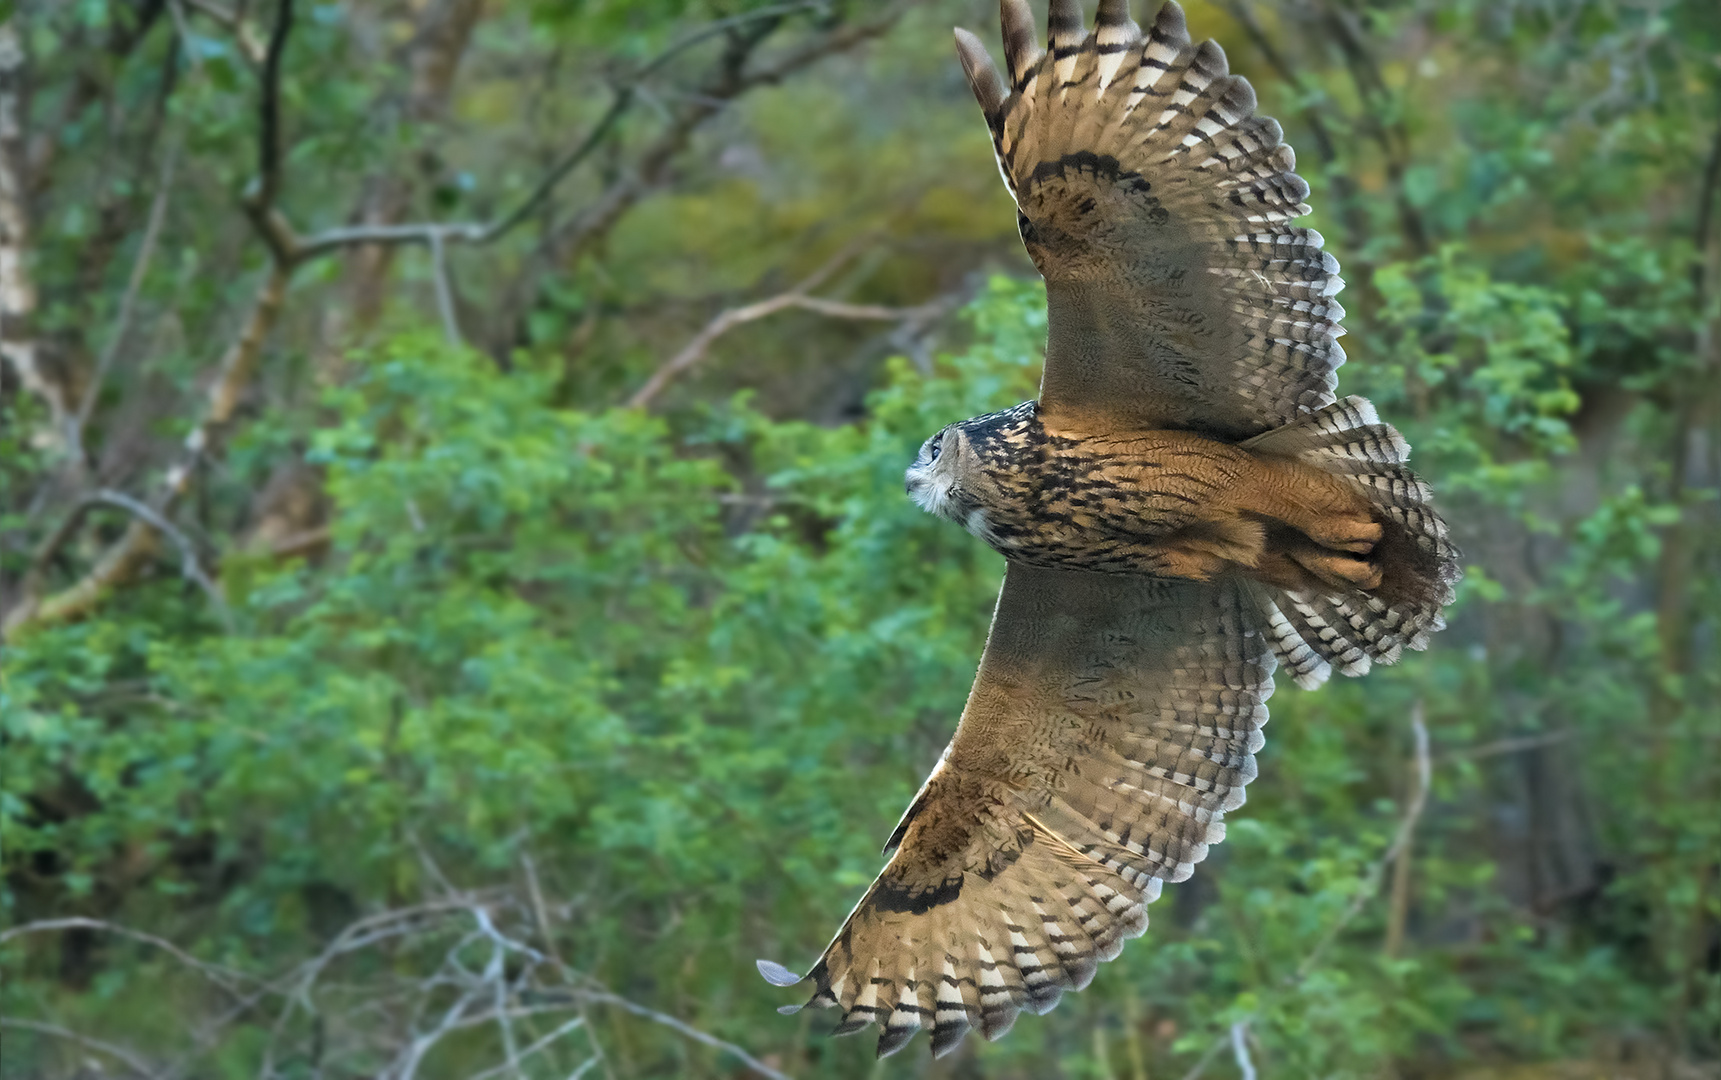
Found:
758,0 -> 1459,1059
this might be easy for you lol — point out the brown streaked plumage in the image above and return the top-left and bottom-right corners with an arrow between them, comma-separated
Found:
758,0 -> 1460,1058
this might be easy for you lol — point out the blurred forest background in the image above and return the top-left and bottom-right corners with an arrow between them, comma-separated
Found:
2,0 -> 1718,1076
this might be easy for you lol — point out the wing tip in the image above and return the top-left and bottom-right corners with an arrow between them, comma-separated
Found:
756,958 -> 804,987
954,26 -> 1007,117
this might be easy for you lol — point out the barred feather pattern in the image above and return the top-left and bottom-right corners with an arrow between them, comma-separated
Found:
955,0 -> 1345,438
760,569 -> 1274,1058
1244,396 -> 1462,688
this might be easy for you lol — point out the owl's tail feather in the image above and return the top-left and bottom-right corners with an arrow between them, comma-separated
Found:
1242,396 -> 1461,688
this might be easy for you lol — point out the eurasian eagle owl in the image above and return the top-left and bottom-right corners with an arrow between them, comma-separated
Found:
758,0 -> 1460,1059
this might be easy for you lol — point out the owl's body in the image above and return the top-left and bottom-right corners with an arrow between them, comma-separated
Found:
913,401 -> 1387,590
759,0 -> 1461,1059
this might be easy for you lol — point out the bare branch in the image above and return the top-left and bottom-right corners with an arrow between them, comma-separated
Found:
289,2 -> 851,269
8,0 -> 306,640
429,228 -> 462,345
541,5 -> 906,274
465,1016 -> 588,1080
628,242 -> 955,409
255,896 -> 501,1079
1230,1021 -> 1258,1080
0,18 -> 76,450
72,138 -> 180,455
580,991 -> 792,1080
88,489 -> 232,628
1294,701 -> 1430,980
267,524 -> 330,560
0,916 -> 257,995
251,0 -> 294,213
5,267 -> 288,640
1,890 -> 780,1080
0,1017 -> 160,1079
1436,729 -> 1574,763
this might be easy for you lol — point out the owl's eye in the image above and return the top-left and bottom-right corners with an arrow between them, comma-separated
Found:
929,433 -> 944,462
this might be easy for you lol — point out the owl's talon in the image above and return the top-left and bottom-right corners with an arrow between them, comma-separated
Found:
1307,515 -> 1382,554
1294,551 -> 1382,591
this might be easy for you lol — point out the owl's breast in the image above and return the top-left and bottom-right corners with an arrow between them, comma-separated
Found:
963,420 -> 1235,574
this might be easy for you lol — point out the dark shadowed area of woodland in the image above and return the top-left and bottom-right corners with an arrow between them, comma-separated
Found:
1,0 -> 1718,1077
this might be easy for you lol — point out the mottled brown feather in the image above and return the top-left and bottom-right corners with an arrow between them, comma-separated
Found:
762,568 -> 1272,1057
961,0 -> 1344,438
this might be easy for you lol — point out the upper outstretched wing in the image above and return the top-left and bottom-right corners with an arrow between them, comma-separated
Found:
758,565 -> 1275,1058
956,0 -> 1344,439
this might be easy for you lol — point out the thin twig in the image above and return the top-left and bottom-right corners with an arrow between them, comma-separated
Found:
5,267 -> 286,640
1436,729 -> 1573,763
88,488 -> 232,629
483,927 -> 525,1080
256,897 -> 494,1079
466,1016 -> 589,1080
72,138 -> 180,455
1230,1021 -> 1257,1080
409,829 -> 459,898
628,242 -> 952,409
568,1056 -> 604,1080
1294,701 -> 1430,980
429,228 -> 461,345
519,848 -> 578,980
581,991 -> 792,1080
291,2 -> 832,265
0,916 -> 257,995
394,980 -> 485,1080
0,1017 -> 160,1079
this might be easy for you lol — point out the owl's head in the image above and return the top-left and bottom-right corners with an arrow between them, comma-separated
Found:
905,423 -> 1000,535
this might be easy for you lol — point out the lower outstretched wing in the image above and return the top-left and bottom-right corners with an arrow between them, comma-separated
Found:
759,565 -> 1276,1058
956,0 -> 1345,439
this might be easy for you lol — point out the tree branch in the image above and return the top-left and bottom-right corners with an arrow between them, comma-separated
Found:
579,991 -> 791,1080
1435,729 -> 1573,763
429,228 -> 462,345
4,268 -> 286,640
0,916 -> 256,995
0,17 -> 76,450
71,137 -> 179,458
0,1017 -> 160,1079
251,0 -> 292,212
628,242 -> 955,409
88,488 -> 232,628
289,1 -> 842,268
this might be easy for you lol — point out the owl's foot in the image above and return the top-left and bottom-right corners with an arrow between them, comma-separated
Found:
1154,546 -> 1228,581
1293,550 -> 1382,591
1252,543 -> 1381,593
1303,513 -> 1382,555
